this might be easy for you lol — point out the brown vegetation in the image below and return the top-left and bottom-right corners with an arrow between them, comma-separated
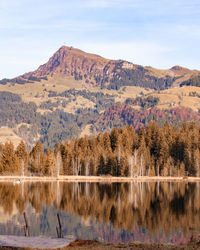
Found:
1,121 -> 200,177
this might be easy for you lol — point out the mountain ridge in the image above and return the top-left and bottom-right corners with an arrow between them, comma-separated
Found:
24,45 -> 200,77
1,45 -> 200,90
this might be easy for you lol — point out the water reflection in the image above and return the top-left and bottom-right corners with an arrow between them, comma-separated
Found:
0,181 -> 200,244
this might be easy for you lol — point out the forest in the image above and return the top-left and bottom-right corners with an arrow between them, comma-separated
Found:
0,91 -> 115,149
180,74 -> 200,87
0,121 -> 200,177
94,104 -> 200,133
107,62 -> 175,90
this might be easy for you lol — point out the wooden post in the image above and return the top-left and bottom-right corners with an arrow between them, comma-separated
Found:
56,226 -> 59,238
23,212 -> 30,237
24,226 -> 26,237
57,213 -> 63,238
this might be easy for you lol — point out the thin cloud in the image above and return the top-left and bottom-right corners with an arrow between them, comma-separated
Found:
0,0 -> 200,78
79,41 -> 175,68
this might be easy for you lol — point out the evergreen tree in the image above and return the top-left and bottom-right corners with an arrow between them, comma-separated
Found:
97,154 -> 106,175
0,142 -> 20,174
15,140 -> 28,176
110,128 -> 119,152
138,135 -> 147,177
44,149 -> 56,176
29,141 -> 45,174
103,132 -> 112,154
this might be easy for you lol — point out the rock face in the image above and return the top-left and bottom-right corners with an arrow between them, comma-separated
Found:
24,46 -> 118,83
22,46 -> 169,89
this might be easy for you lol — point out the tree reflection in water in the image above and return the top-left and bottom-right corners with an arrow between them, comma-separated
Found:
0,181 -> 199,243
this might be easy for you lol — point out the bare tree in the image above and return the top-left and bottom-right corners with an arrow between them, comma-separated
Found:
56,151 -> 63,177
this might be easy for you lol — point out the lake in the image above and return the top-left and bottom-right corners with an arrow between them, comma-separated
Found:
0,181 -> 199,244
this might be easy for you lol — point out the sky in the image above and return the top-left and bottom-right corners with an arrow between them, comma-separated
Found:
0,0 -> 200,79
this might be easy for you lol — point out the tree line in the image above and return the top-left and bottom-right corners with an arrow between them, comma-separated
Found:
0,121 -> 200,177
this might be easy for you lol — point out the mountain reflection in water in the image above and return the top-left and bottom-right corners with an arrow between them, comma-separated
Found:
0,181 -> 199,244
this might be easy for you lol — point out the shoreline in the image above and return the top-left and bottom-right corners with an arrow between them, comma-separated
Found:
0,175 -> 200,182
0,238 -> 199,250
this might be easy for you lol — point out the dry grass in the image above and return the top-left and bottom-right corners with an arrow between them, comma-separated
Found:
36,109 -> 52,115
67,239 -> 200,250
150,86 -> 200,111
114,86 -> 151,103
80,124 -> 92,138
0,75 -> 85,105
0,127 -> 23,148
63,96 -> 95,114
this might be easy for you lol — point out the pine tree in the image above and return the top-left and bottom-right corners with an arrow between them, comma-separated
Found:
184,136 -> 193,176
61,144 -> 73,175
110,128 -> 119,152
138,136 -> 147,177
0,142 -> 20,174
89,136 -> 99,175
44,149 -> 56,176
15,140 -> 28,176
29,141 -> 45,174
157,129 -> 169,175
103,132 -> 112,154
97,154 -> 105,175
193,149 -> 200,177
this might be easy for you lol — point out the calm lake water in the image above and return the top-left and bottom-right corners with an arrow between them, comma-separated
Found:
0,181 -> 200,244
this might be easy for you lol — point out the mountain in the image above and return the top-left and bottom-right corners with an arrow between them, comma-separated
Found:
1,45 -> 200,90
0,45 -> 200,149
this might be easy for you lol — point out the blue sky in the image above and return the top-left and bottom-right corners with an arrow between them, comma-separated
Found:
0,0 -> 200,79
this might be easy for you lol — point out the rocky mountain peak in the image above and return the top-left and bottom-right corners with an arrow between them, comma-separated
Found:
24,45 -> 111,79
2,45 -> 199,90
